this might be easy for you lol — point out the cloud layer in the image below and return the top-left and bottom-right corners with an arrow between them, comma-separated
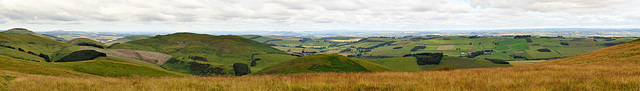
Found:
0,0 -> 639,31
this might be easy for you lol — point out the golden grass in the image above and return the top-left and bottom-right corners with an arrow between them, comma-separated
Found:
329,38 -> 362,42
4,40 -> 640,90
436,45 -> 455,50
6,64 -> 640,90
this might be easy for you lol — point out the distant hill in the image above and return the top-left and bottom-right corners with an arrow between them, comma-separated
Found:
105,35 -> 151,46
252,54 -> 396,75
3,28 -> 65,41
109,32 -> 296,75
0,31 -> 189,77
66,38 -> 106,48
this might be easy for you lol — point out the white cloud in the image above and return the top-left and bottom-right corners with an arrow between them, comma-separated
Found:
0,0 -> 638,31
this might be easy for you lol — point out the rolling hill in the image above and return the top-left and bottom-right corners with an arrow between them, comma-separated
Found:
105,35 -> 151,46
253,54 -> 396,75
2,28 -> 65,42
0,31 -> 191,78
0,32 -> 74,62
66,38 -> 106,48
109,33 -> 296,75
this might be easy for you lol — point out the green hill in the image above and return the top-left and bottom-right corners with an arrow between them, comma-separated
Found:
0,32 -> 190,77
38,57 -> 189,77
109,33 -> 295,75
0,55 -> 98,77
66,38 -> 106,48
2,28 -> 65,41
253,54 -> 396,75
0,32 -> 74,62
105,35 -> 151,46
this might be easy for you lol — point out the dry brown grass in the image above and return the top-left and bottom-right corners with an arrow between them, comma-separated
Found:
4,41 -> 640,90
436,45 -> 455,50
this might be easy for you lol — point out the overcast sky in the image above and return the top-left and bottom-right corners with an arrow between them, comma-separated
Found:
1,0 -> 639,32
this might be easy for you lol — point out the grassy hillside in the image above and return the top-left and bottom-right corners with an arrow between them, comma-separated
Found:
3,39 -> 640,90
0,32 -> 73,62
360,57 -> 422,72
105,35 -> 151,46
38,57 -> 187,77
362,56 -> 512,71
419,56 -> 512,70
109,33 -> 285,61
66,38 -> 106,48
0,55 -> 96,77
109,33 -> 294,75
2,28 -> 64,41
253,54 -> 396,75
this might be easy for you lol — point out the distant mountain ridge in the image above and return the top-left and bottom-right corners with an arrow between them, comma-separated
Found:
2,28 -> 65,41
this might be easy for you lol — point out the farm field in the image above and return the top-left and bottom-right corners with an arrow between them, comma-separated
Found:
249,35 -> 636,62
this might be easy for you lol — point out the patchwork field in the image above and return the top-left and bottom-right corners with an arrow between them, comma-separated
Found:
251,36 -> 636,61
436,45 -> 454,50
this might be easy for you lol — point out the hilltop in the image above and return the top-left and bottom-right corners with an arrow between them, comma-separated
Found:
109,33 -> 297,75
66,38 -> 106,48
253,54 -> 396,75
3,28 -> 65,41
105,35 -> 150,46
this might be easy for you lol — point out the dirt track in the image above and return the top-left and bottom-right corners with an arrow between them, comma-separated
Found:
78,46 -> 171,65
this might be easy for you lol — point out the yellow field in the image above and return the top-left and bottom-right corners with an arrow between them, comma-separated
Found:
436,45 -> 455,50
329,38 -> 362,42
3,40 -> 640,90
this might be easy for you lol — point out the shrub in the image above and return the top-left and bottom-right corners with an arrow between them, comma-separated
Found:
233,63 -> 250,76
188,56 -> 208,61
405,53 -> 444,65
187,62 -> 227,75
76,42 -> 104,49
485,59 -> 510,64
434,66 -> 455,71
57,50 -> 107,62
410,46 -> 426,51
537,49 -> 552,52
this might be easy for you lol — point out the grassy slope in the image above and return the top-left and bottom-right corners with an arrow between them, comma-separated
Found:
252,54 -> 396,75
109,33 -> 286,63
0,32 -> 73,62
105,35 -> 151,46
360,57 -> 421,71
4,40 -> 640,90
38,57 -> 188,77
0,55 -> 97,77
420,56 -> 513,70
65,38 -> 106,47
109,33 -> 295,75
2,29 -> 63,41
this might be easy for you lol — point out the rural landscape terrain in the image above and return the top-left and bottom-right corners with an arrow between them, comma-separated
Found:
2,0 -> 640,90
0,28 -> 639,90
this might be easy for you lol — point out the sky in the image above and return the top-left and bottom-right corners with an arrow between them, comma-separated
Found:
1,0 -> 639,32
